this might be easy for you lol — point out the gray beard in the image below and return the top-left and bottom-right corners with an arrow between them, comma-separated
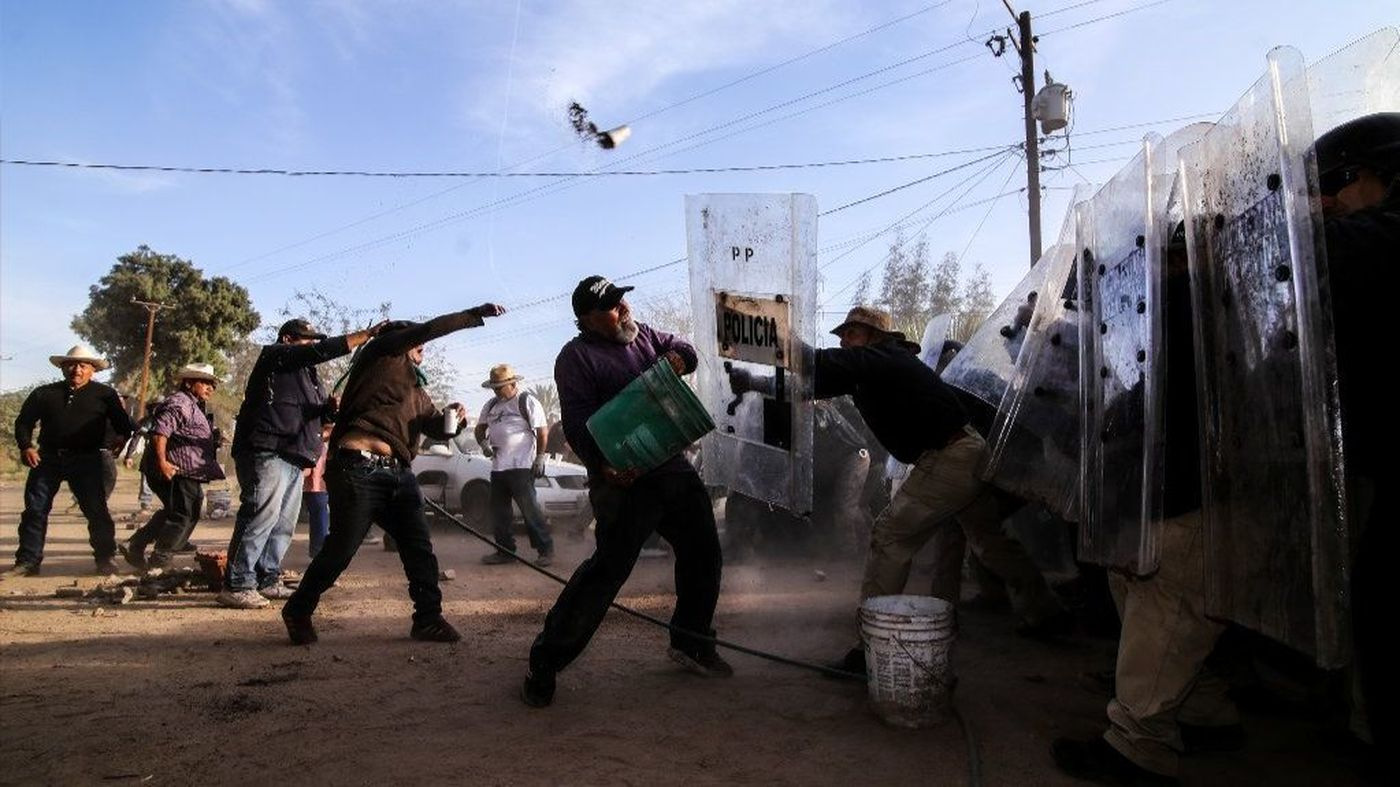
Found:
612,318 -> 640,344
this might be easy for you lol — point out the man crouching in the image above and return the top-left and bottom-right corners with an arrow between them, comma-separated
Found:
281,303 -> 505,645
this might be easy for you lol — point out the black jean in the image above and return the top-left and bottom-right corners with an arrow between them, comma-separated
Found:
490,468 -> 553,555
129,471 -> 204,565
16,449 -> 118,565
285,454 -> 443,624
529,469 -> 722,674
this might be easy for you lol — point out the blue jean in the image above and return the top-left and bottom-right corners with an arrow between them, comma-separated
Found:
285,453 -> 442,624
489,468 -> 553,555
224,451 -> 304,591
16,449 -> 118,565
306,491 -> 329,558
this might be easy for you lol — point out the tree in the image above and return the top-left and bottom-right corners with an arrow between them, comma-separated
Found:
876,233 -> 934,338
270,289 -> 457,403
0,386 -> 37,474
71,246 -> 260,393
929,251 -> 964,319
850,271 -> 873,307
527,383 -> 560,424
634,290 -> 694,341
957,262 -> 997,342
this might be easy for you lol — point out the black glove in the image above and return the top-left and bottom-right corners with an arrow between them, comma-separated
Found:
728,367 -> 754,395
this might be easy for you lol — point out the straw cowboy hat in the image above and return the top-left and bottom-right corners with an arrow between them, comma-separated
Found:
481,363 -> 526,389
828,306 -> 907,341
49,344 -> 110,371
175,363 -> 220,384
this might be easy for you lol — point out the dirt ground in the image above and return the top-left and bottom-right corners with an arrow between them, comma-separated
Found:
0,473 -> 1369,786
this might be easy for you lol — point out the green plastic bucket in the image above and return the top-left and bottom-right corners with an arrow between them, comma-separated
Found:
586,359 -> 715,472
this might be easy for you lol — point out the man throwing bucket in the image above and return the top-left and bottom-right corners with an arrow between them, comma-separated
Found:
521,275 -> 730,708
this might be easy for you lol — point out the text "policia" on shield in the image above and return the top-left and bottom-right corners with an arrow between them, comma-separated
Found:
715,292 -> 792,369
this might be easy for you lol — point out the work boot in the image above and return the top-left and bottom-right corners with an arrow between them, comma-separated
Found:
259,584 -> 295,600
410,616 -> 462,643
95,556 -> 120,575
282,609 -> 318,645
480,551 -> 514,566
668,647 -> 735,678
825,646 -> 867,681
118,541 -> 147,571
520,670 -> 556,708
1050,737 -> 1178,786
534,551 -> 554,568
2,561 -> 41,578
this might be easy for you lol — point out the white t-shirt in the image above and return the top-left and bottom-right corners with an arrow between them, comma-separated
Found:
478,392 -> 547,471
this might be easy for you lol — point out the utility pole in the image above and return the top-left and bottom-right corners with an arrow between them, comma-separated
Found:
994,2 -> 1043,267
131,298 -> 167,419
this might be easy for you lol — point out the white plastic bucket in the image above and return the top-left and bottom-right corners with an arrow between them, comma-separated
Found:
859,595 -> 956,728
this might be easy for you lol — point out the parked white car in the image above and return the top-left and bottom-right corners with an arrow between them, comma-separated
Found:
412,434 -> 591,531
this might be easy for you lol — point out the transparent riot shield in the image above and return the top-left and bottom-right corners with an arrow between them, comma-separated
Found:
1179,47 -> 1350,667
1307,27 -> 1399,137
941,262 -> 1050,413
981,189 -> 1093,522
686,194 -> 817,513
1075,125 -> 1211,575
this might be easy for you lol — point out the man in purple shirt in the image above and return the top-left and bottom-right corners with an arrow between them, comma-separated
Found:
521,276 -> 731,708
120,363 -> 226,570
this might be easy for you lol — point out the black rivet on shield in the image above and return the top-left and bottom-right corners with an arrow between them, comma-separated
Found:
1137,350 -> 1146,363
725,426 -> 735,434
1099,322 -> 1108,335
774,294 -> 786,303
1283,330 -> 1299,350
1083,249 -> 1095,264
1136,300 -> 1146,314
721,343 -> 729,351
1050,333 -> 1062,346
1098,264 -> 1106,277
1266,173 -> 1282,191
719,291 -> 728,302
775,349 -> 784,360
1100,366 -> 1109,378
1274,264 -> 1291,282
1135,235 -> 1145,248
1213,214 -> 1226,231
1064,299 -> 1075,310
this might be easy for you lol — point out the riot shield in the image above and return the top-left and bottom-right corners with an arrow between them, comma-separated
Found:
941,260 -> 1050,412
1307,28 -> 1400,138
686,194 -> 817,513
981,190 -> 1092,522
1075,124 -> 1211,575
1178,47 -> 1352,667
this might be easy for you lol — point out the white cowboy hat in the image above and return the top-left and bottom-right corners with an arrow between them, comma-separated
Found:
49,344 -> 110,371
481,363 -> 526,389
175,363 -> 220,384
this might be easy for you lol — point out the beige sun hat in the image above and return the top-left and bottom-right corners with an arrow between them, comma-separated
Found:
176,363 -> 220,384
481,363 -> 525,389
49,344 -> 110,371
828,306 -> 907,341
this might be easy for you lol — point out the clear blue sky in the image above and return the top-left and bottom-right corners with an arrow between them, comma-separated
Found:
1,0 -> 1392,412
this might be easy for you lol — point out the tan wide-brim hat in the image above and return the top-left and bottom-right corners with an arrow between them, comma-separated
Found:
829,306 -> 907,341
481,363 -> 526,389
176,363 -> 220,384
49,344 -> 110,371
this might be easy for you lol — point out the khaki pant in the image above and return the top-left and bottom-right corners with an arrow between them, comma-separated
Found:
860,428 -> 1062,626
1104,511 -> 1238,777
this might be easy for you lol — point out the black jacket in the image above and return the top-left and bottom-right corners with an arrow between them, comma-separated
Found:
232,336 -> 351,467
814,339 -> 969,464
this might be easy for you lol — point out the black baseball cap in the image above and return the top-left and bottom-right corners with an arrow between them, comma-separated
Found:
571,275 -> 634,317
277,318 -> 327,340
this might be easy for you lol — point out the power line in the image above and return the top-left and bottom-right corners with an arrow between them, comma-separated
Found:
1038,0 -> 1177,37
0,145 -> 1020,180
